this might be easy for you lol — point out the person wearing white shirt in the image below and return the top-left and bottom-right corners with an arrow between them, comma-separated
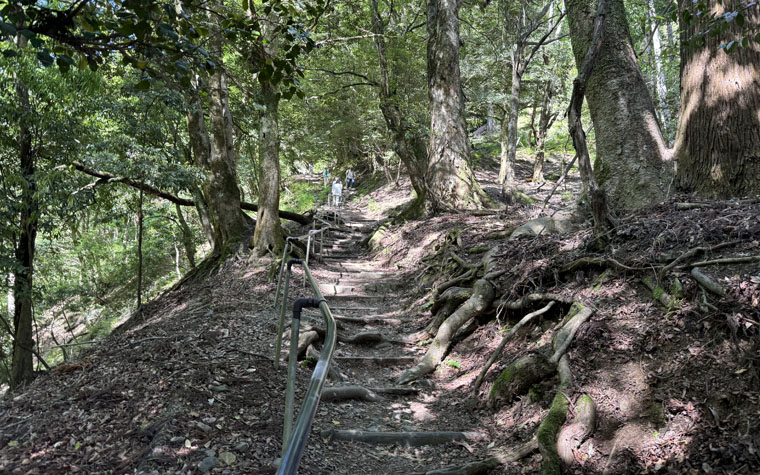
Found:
346,168 -> 355,190
331,178 -> 343,207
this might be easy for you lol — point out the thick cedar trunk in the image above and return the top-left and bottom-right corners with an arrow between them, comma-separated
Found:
11,35 -> 37,389
254,71 -> 285,256
370,0 -> 429,215
426,0 -> 484,212
186,88 -> 217,250
673,0 -> 760,197
566,0 -> 671,210
205,7 -> 244,256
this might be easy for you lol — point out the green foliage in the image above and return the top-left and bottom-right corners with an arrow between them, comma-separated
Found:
444,359 -> 462,369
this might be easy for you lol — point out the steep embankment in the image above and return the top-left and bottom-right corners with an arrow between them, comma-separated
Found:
1,166 -> 758,474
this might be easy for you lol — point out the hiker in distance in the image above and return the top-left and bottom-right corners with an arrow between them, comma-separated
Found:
346,168 -> 355,190
331,178 -> 343,207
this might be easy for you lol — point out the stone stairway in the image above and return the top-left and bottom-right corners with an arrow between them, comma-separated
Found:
291,207 -> 488,474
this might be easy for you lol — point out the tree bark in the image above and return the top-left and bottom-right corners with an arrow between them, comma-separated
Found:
185,91 -> 216,249
426,0 -> 485,212
370,0 -> 429,217
673,0 -> 760,197
566,0 -> 671,211
498,44 -> 523,200
11,34 -> 37,389
174,203 -> 196,268
253,14 -> 285,257
647,0 -> 671,139
205,4 -> 244,257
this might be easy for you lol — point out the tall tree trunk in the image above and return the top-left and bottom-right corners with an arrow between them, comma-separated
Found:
174,203 -> 196,268
673,0 -> 760,197
136,189 -> 143,311
186,90 -> 217,251
426,0 -> 485,212
566,0 -> 671,210
533,79 -> 555,184
647,0 -> 670,139
253,56 -> 285,255
11,34 -> 37,389
370,0 -> 429,217
205,6 -> 244,256
498,44 -> 524,202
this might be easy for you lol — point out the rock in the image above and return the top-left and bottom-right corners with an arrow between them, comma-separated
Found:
219,452 -> 236,465
234,442 -> 249,452
196,422 -> 213,433
510,215 -> 576,239
170,436 -> 184,444
205,449 -> 216,458
212,384 -> 230,392
198,456 -> 218,473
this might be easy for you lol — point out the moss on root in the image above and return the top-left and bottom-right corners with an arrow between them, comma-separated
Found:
537,392 -> 570,475
488,353 -> 553,405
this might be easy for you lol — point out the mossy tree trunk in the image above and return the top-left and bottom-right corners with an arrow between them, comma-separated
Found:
371,0 -> 429,218
204,4 -> 244,257
566,0 -> 671,211
253,13 -> 285,257
673,0 -> 760,197
425,0 -> 486,212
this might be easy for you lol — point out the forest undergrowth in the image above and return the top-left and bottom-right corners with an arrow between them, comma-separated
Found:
0,159 -> 758,474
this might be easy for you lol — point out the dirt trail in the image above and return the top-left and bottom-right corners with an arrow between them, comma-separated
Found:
293,199 -> 494,474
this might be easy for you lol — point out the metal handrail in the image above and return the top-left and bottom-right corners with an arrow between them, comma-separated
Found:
275,259 -> 338,475
273,223 -> 331,365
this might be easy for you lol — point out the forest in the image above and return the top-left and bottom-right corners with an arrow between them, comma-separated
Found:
0,0 -> 759,473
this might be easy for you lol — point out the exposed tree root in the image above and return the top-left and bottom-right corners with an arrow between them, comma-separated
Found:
561,256 -> 643,274
335,356 -> 417,367
321,385 -> 384,402
691,267 -> 726,297
416,437 -> 538,475
321,429 -> 486,446
497,293 -> 571,311
283,330 -> 320,362
305,346 -> 346,381
398,278 -> 496,384
488,305 -> 593,405
641,276 -> 674,308
418,287 -> 472,339
557,394 -> 596,466
537,392 -> 570,475
473,301 -> 556,395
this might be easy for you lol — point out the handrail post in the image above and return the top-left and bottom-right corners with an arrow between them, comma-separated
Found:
273,246 -> 293,368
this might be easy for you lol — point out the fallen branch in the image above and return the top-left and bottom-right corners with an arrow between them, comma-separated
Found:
473,301 -> 556,395
321,429 -> 486,446
658,240 -> 741,279
691,268 -> 725,297
689,255 -> 760,268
